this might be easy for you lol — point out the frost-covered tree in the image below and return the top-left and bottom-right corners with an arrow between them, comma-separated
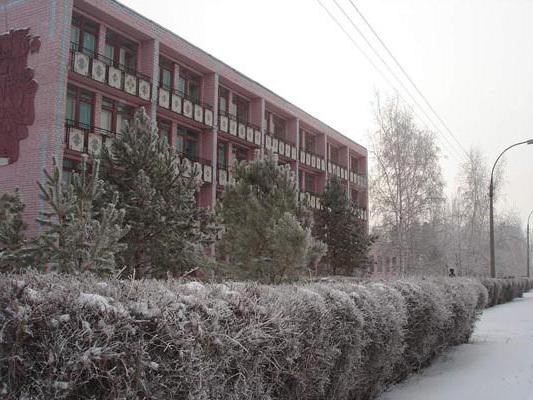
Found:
371,93 -> 445,274
99,108 -> 217,278
314,175 -> 374,276
217,154 -> 326,283
13,158 -> 128,275
0,190 -> 26,252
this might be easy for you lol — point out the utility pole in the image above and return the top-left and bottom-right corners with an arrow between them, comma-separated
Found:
489,139 -> 533,278
526,210 -> 533,278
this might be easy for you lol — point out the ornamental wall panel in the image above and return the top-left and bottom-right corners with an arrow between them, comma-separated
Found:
254,130 -> 262,145
285,143 -> 291,158
108,66 -> 122,89
91,59 -> 106,82
219,169 -> 227,186
183,100 -> 193,118
158,88 -> 170,109
124,73 -> 137,96
229,119 -> 237,136
246,126 -> 254,142
238,123 -> 246,139
300,151 -> 306,163
87,133 -> 102,156
272,138 -> 278,153
265,135 -> 272,150
194,104 -> 203,122
306,153 -> 311,166
203,165 -> 212,182
204,109 -> 213,126
311,155 -> 316,168
171,94 -> 182,114
219,115 -> 228,132
278,141 -> 284,155
138,79 -> 151,100
69,128 -> 85,152
73,52 -> 89,76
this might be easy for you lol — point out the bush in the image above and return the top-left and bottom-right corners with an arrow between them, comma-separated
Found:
0,272 -> 530,399
481,277 -> 533,307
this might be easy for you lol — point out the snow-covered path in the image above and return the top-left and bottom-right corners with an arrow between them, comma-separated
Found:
379,291 -> 533,400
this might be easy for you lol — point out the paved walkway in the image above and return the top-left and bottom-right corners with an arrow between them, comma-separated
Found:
379,292 -> 533,400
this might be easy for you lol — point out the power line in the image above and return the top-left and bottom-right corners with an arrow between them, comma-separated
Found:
316,0 -> 465,162
331,0 -> 466,161
346,0 -> 469,158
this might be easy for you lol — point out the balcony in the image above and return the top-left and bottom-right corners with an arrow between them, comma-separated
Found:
264,134 -> 298,161
349,171 -> 368,188
176,151 -> 213,184
350,204 -> 368,221
64,119 -> 114,156
69,45 -> 152,102
298,190 -> 322,210
327,160 -> 348,181
158,87 -> 214,128
218,111 -> 261,147
299,149 -> 326,172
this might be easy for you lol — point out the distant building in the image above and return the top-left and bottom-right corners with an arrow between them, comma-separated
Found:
1,0 -> 368,233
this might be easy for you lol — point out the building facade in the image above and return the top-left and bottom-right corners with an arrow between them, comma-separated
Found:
0,0 -> 368,233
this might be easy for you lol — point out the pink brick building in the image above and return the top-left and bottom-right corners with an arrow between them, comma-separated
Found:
0,0 -> 368,233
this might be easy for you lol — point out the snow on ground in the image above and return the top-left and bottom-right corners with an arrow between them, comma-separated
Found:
380,291 -> 533,400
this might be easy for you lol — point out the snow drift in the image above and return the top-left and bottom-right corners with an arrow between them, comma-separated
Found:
0,272 -> 531,400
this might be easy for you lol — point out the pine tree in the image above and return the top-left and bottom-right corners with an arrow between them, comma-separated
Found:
217,153 -> 326,283
99,108 -> 217,278
14,158 -> 128,274
314,175 -> 373,276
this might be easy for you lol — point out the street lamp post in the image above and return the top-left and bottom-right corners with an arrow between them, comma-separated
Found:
489,139 -> 533,278
526,210 -> 533,278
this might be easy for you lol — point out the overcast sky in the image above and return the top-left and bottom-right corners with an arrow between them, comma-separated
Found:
121,0 -> 533,225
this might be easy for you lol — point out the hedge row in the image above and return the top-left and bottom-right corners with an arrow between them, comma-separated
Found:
481,278 -> 533,307
0,273 -> 531,400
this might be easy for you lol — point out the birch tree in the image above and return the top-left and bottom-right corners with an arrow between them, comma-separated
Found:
371,94 -> 444,274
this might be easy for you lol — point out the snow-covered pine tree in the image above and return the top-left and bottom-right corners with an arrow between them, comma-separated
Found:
99,108 -> 217,278
15,157 -> 128,275
217,153 -> 326,283
314,175 -> 373,276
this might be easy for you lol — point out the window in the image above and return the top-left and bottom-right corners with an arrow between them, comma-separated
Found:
177,66 -> 201,102
265,111 -> 286,139
232,144 -> 248,164
351,156 -> 359,174
105,30 -> 137,71
305,173 -> 315,193
218,87 -> 229,114
233,94 -> 249,123
306,134 -> 316,153
66,85 -> 94,128
158,119 -> 172,143
176,126 -> 199,160
101,97 -> 135,133
62,158 -> 81,186
351,189 -> 359,206
217,141 -> 228,168
71,14 -> 98,56
159,57 -> 174,90
329,144 -> 339,163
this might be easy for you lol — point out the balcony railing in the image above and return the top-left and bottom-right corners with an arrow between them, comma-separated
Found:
175,151 -> 213,184
349,171 -> 368,188
298,191 -> 322,210
218,110 -> 262,146
327,160 -> 349,181
351,205 -> 368,221
64,119 -> 114,156
299,149 -> 326,172
157,87 -> 214,128
264,134 -> 298,161
69,45 -> 152,102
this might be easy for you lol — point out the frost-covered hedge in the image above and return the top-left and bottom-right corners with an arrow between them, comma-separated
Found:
0,273 -> 530,400
481,277 -> 533,307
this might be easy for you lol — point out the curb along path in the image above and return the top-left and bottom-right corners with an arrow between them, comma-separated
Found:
379,292 -> 533,400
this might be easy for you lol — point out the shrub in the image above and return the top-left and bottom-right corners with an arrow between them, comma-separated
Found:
0,272 -> 529,399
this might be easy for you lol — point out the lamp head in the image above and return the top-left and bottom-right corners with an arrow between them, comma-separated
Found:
527,139 -> 533,145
